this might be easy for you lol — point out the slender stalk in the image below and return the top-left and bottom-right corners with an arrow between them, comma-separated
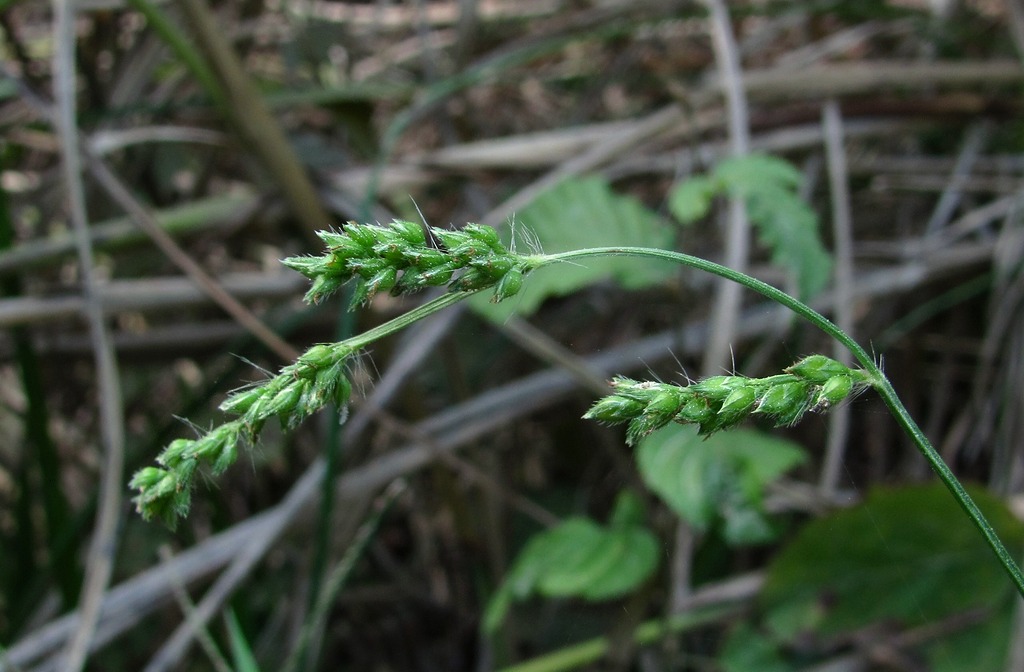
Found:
53,0 -> 126,669
344,291 -> 467,350
535,246 -> 1024,597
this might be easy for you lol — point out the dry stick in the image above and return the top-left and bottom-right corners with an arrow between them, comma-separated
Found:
670,0 -> 752,613
52,1 -> 126,670
1,69 -> 300,362
81,153 -> 300,362
7,248 -> 991,669
176,0 -> 333,242
924,120 -> 992,236
820,101 -> 856,495
155,547 -> 234,672
0,272 -> 304,329
737,60 -> 1024,100
1010,0 -> 1024,61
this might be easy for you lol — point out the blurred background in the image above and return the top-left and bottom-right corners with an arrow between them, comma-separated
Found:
2,0 -> 1024,670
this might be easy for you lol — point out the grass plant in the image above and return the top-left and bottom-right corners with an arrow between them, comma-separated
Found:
132,219 -> 1024,599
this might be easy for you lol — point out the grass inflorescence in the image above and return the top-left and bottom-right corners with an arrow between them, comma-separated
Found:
130,342 -> 354,527
132,221 -> 535,526
281,220 -> 536,309
584,355 -> 871,445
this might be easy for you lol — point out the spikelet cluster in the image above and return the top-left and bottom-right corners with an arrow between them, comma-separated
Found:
133,221 -> 526,526
584,355 -> 873,445
131,343 -> 354,527
282,221 -> 532,308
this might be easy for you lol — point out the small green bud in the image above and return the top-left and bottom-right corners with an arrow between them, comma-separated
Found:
471,254 -> 513,278
219,387 -> 265,415
676,396 -> 714,424
130,466 -> 175,494
583,395 -> 645,424
491,267 -> 524,302
158,438 -> 195,469
433,228 -> 467,249
786,355 -> 853,384
333,375 -> 352,407
644,389 -> 686,425
717,386 -> 757,424
280,255 -> 325,279
392,219 -> 427,245
450,268 -> 495,292
345,257 -> 388,279
372,241 -> 408,264
627,414 -> 664,445
463,223 -> 503,252
344,223 -> 380,249
349,280 -> 373,309
269,382 -> 304,417
406,248 -> 448,269
411,263 -> 456,288
815,374 -> 854,409
211,440 -> 238,475
692,376 -> 743,402
366,267 -> 398,297
298,344 -> 336,370
311,360 -> 350,411
304,274 -> 344,304
755,381 -> 809,418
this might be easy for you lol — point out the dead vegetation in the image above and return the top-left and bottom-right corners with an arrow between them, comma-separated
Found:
1,0 -> 1024,670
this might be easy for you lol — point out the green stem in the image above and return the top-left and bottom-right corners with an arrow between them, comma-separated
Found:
343,291 -> 468,352
496,603 -> 739,672
535,246 -> 1024,597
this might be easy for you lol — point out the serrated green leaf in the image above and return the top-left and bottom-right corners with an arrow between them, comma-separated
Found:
668,175 -> 717,224
637,425 -> 805,543
668,154 -> 832,298
746,187 -> 832,297
762,484 -> 1024,642
716,154 -> 803,194
472,176 -> 675,320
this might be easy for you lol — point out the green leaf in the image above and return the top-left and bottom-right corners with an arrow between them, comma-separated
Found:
745,187 -> 832,298
717,155 -> 831,298
668,175 -> 717,224
636,425 -> 806,545
925,597 -> 1015,672
225,607 -> 261,672
471,176 -> 675,320
718,623 -> 796,672
761,483 -> 1024,642
715,154 -> 803,194
667,154 -> 832,298
483,491 -> 659,632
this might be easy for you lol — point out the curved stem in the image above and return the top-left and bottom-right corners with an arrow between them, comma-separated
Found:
535,246 -> 1024,597
344,291 -> 468,351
